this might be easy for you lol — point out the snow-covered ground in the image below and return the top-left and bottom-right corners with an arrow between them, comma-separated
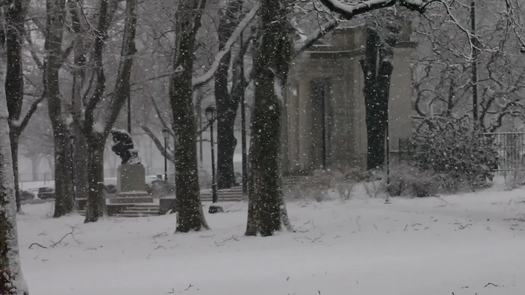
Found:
18,185 -> 525,295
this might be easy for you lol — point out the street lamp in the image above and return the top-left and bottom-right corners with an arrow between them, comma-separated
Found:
240,29 -> 248,195
205,105 -> 222,213
162,128 -> 169,182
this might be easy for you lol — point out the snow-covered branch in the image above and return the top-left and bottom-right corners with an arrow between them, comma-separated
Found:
293,19 -> 339,57
15,94 -> 45,133
149,94 -> 174,138
318,0 -> 430,19
192,2 -> 260,88
141,125 -> 175,162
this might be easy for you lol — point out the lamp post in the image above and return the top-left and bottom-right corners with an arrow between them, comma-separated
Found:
205,106 -> 222,213
69,134 -> 76,202
240,29 -> 248,194
127,94 -> 131,134
162,128 -> 169,182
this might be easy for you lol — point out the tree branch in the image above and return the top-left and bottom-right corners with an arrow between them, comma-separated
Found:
293,19 -> 339,57
149,94 -> 174,137
318,0 -> 430,19
192,2 -> 260,88
17,94 -> 45,133
141,125 -> 174,162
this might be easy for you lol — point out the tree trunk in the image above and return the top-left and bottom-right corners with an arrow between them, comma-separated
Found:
245,0 -> 292,237
72,132 -> 89,203
84,139 -> 105,223
51,127 -> 74,217
245,152 -> 257,234
217,109 -> 237,188
215,0 -> 243,189
5,0 -> 29,212
45,0 -> 74,217
170,0 -> 208,232
0,46 -> 29,295
8,136 -> 20,212
361,28 -> 393,170
69,0 -> 89,203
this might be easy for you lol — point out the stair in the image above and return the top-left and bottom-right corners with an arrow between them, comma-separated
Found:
78,205 -> 160,217
113,204 -> 160,217
200,186 -> 245,202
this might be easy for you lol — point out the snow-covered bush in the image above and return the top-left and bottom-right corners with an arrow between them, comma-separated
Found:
283,168 -> 356,201
387,164 -> 438,197
411,117 -> 498,190
362,170 -> 387,198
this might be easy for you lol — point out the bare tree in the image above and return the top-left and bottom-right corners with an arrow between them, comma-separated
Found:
214,0 -> 245,189
80,0 -> 138,223
360,11 -> 408,170
4,0 -> 41,212
67,0 -> 90,205
44,0 -> 75,217
412,0 -> 525,131
140,2 -> 258,170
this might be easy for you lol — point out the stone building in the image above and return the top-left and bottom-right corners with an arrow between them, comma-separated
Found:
282,25 -> 416,175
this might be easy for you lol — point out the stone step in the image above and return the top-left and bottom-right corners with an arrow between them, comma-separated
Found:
200,196 -> 244,202
200,186 -> 245,202
108,197 -> 154,204
128,205 -> 159,208
215,188 -> 243,192
113,213 -> 160,218
126,206 -> 159,209
124,208 -> 159,213
119,209 -> 159,213
201,193 -> 244,198
77,208 -> 161,217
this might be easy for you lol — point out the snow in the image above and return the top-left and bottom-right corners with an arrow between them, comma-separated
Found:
18,185 -> 525,295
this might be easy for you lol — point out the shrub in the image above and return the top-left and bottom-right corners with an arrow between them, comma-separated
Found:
410,116 -> 498,190
387,164 -> 437,197
283,168 -> 356,201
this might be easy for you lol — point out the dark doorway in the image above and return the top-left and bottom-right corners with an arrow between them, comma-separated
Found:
310,79 -> 332,170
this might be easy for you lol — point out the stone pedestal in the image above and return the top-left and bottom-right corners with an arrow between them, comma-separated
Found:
117,163 -> 147,192
108,163 -> 153,209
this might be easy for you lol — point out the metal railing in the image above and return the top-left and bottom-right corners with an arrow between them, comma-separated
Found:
483,132 -> 525,173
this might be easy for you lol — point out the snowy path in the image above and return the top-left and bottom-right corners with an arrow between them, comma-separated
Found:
18,187 -> 525,295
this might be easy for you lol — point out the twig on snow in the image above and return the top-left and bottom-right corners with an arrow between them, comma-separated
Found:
28,227 -> 79,249
184,283 -> 194,291
28,242 -> 48,249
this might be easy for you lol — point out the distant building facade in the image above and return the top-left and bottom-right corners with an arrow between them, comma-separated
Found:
282,26 -> 416,175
